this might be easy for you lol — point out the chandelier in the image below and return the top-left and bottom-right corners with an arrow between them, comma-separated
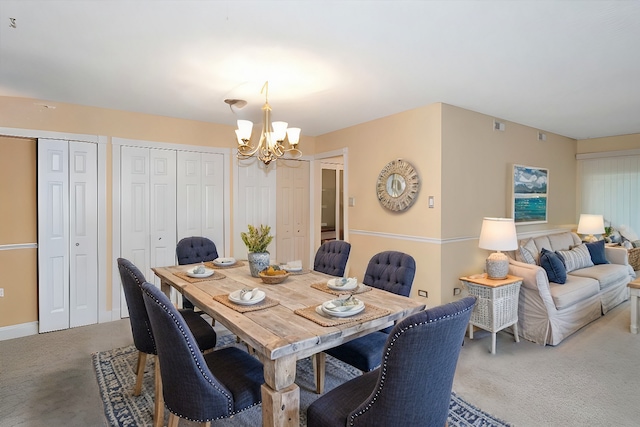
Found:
234,81 -> 302,166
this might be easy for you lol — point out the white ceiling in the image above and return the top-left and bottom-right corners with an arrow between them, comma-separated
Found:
1,1 -> 639,140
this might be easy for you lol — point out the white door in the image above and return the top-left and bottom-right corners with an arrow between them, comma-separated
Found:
235,160 -> 277,260
38,140 -> 70,332
38,139 -> 98,332
177,152 -> 225,251
120,146 -> 151,283
277,160 -> 310,266
69,141 -> 98,328
149,149 -> 177,285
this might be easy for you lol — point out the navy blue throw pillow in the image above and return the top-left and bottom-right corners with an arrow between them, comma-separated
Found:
586,239 -> 609,265
540,248 -> 567,284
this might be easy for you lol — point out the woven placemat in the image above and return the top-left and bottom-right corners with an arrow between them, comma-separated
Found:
205,260 -> 246,270
294,303 -> 391,327
311,282 -> 372,296
173,271 -> 226,283
212,294 -> 279,313
286,269 -> 311,275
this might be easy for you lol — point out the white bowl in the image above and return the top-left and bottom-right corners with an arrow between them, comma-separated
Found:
228,289 -> 266,305
327,277 -> 358,291
320,298 -> 365,317
186,267 -> 214,278
213,257 -> 236,267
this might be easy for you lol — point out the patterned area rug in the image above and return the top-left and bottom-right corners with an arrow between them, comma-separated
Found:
93,335 -> 510,427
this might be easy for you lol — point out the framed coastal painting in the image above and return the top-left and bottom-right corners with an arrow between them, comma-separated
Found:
512,164 -> 548,224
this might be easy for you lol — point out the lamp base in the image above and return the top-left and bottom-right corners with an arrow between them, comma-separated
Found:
486,252 -> 509,280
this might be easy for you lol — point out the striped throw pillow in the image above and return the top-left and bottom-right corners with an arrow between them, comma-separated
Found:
556,244 -> 593,273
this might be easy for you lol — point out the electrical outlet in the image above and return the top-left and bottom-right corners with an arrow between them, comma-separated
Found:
0,288 -> 4,297
418,290 -> 428,298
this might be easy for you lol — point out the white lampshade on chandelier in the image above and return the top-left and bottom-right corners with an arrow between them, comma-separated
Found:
479,217 -> 518,280
234,81 -> 302,166
577,214 -> 605,242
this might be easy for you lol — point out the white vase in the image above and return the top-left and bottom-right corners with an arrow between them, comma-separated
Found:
247,252 -> 270,277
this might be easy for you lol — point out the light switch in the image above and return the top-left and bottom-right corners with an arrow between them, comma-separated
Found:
349,197 -> 356,207
428,196 -> 434,208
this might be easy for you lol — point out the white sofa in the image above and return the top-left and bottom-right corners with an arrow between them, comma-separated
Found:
507,231 -> 636,346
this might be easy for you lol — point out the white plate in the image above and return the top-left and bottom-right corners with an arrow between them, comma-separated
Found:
320,298 -> 365,317
228,289 -> 266,305
213,257 -> 236,267
327,277 -> 358,291
186,267 -> 214,278
282,265 -> 303,272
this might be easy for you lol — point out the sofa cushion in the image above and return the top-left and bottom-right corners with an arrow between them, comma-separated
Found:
540,248 -> 567,284
585,240 -> 609,265
532,232 -> 581,254
548,275 -> 600,310
556,244 -> 594,273
569,264 -> 631,291
516,238 -> 537,264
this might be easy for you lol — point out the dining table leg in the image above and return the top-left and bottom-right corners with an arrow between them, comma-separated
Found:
259,353 -> 300,427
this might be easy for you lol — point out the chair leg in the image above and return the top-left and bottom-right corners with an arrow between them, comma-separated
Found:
312,352 -> 326,394
167,413 -> 180,427
202,422 -> 211,427
133,351 -> 147,396
154,356 -> 164,427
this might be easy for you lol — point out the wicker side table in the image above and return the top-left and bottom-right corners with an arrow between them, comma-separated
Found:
460,274 -> 523,354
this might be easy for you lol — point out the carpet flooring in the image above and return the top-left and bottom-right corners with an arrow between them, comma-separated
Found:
93,335 -> 511,427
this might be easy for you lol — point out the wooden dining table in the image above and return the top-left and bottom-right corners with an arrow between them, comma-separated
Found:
152,262 -> 425,427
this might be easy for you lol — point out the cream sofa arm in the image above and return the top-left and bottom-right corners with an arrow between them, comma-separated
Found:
508,259 -> 557,309
605,245 -> 628,266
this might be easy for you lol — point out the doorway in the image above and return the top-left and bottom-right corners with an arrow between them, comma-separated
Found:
321,157 -> 345,243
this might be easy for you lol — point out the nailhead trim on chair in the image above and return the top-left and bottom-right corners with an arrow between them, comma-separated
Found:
122,263 -> 157,354
347,304 -> 475,426
144,289 -> 236,421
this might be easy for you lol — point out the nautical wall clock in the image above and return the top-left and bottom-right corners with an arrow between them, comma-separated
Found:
376,159 -> 420,212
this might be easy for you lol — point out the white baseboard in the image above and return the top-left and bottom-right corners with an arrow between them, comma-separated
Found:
0,321 -> 38,341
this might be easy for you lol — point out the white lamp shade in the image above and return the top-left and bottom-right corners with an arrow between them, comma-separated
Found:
236,120 -> 253,141
271,121 -> 288,142
478,217 -> 518,251
286,127 -> 301,145
577,214 -> 605,235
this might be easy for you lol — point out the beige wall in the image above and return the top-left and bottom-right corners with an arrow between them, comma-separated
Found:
0,136 -> 38,327
440,104 -> 578,302
0,94 -> 586,329
316,103 -> 578,305
316,104 -> 443,302
577,133 -> 640,154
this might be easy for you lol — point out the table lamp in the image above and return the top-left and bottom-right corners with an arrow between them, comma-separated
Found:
577,214 -> 605,243
478,217 -> 518,279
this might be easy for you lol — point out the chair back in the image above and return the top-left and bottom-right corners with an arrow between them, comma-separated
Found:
348,296 -> 476,427
117,258 -> 155,355
141,281 -> 236,420
313,240 -> 351,276
363,251 -> 416,297
176,236 -> 219,265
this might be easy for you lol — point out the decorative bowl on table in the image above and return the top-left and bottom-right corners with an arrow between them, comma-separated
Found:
258,266 -> 290,284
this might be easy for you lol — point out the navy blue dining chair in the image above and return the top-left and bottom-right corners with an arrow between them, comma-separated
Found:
313,240 -> 351,277
141,281 -> 264,426
117,258 -> 217,427
176,236 -> 219,310
307,296 -> 476,427
314,251 -> 416,393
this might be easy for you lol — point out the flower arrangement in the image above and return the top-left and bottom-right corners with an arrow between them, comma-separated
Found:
241,224 -> 273,253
